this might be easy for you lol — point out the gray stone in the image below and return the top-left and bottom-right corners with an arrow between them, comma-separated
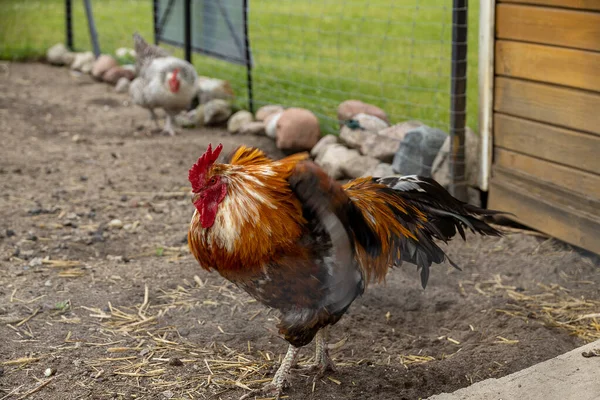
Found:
362,162 -> 397,178
227,110 -> 254,133
339,113 -> 388,150
311,135 -> 339,160
264,112 -> 282,139
239,121 -> 266,135
203,99 -> 232,125
47,43 -> 75,66
317,144 -> 359,180
379,120 -> 424,141
432,127 -> 480,189
341,154 -> 380,179
359,134 -> 402,163
70,51 -> 95,73
114,77 -> 131,93
392,125 -> 447,177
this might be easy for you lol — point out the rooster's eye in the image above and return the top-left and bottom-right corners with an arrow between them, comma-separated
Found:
209,177 -> 217,185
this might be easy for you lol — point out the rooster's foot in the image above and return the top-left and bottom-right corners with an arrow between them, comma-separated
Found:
160,127 -> 177,136
240,345 -> 299,400
293,329 -> 338,381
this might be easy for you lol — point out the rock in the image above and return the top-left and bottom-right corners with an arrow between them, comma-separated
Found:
91,55 -> 118,79
197,76 -> 235,104
264,112 -> 282,139
227,110 -> 254,133
432,127 -> 480,189
359,134 -> 402,163
46,43 -> 75,66
174,110 -> 197,128
340,113 -> 389,150
194,104 -> 205,126
256,105 -> 284,121
102,66 -> 135,85
275,108 -> 321,151
114,77 -> 130,93
379,120 -> 424,141
317,144 -> 359,180
338,99 -> 389,125
44,368 -> 56,377
203,99 -> 232,125
107,219 -> 123,229
362,162 -> 396,178
340,154 -> 380,179
70,51 -> 95,73
239,121 -> 266,135
311,134 -> 338,160
392,125 -> 448,176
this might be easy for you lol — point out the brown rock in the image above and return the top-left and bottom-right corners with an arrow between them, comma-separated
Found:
92,55 -> 118,79
275,108 -> 320,151
256,105 -> 284,121
338,100 -> 389,125
102,66 -> 135,84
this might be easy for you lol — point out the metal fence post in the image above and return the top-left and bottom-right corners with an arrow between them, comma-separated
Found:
83,0 -> 101,57
153,0 -> 159,45
449,0 -> 468,202
243,0 -> 254,113
65,0 -> 73,50
184,0 -> 192,63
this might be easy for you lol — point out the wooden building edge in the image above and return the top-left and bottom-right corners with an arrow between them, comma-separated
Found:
481,0 -> 600,255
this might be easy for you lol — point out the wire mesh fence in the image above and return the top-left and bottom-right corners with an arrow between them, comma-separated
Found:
0,0 -> 477,196
0,0 -> 478,130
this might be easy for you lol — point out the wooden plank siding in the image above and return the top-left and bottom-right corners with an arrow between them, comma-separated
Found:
494,77 -> 600,136
499,0 -> 600,12
494,114 -> 600,174
496,4 -> 600,51
494,148 -> 600,199
489,1 -> 600,254
495,41 -> 600,92
489,170 -> 600,255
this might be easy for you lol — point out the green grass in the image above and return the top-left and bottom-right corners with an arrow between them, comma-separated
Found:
0,0 -> 479,134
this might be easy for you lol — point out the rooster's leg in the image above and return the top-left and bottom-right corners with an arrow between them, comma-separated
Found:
295,329 -> 338,379
148,109 -> 160,129
161,113 -> 177,136
239,345 -> 299,400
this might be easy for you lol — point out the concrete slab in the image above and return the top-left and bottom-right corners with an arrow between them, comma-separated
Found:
426,339 -> 600,400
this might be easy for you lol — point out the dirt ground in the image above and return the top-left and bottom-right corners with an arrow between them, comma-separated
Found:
0,62 -> 599,400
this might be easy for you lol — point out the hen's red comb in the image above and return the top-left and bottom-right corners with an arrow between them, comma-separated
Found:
188,143 -> 223,192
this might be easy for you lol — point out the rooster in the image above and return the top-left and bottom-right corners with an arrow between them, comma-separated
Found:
129,33 -> 198,136
187,143 -> 504,399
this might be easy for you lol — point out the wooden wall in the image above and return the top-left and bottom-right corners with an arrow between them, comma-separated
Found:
488,0 -> 600,254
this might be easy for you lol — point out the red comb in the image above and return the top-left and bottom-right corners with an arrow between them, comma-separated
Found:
188,143 -> 223,192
